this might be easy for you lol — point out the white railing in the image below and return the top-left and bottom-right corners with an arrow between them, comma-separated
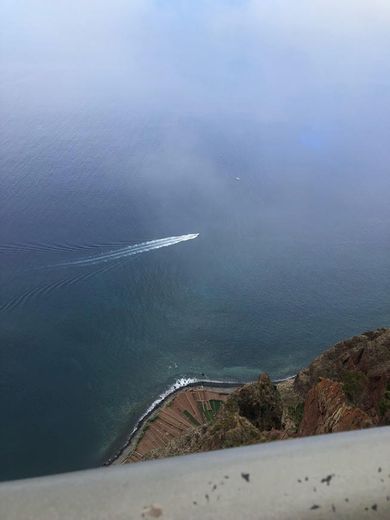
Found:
0,426 -> 389,519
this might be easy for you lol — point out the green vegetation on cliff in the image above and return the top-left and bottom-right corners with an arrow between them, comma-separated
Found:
141,328 -> 390,461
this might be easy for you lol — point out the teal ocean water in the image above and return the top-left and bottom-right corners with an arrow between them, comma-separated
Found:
1,1 -> 390,481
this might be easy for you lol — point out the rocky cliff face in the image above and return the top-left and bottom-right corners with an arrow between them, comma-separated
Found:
144,328 -> 390,461
298,378 -> 374,436
294,328 -> 390,425
226,373 -> 283,431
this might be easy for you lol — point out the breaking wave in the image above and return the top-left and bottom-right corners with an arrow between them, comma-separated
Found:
134,377 -> 199,432
104,376 -> 242,465
104,373 -> 296,465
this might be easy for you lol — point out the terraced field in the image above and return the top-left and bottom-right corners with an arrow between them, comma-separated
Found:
124,387 -> 232,462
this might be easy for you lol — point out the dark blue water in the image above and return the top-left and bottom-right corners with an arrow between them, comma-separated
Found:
1,1 -> 390,481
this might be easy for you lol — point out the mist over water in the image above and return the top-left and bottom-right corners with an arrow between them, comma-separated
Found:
1,0 -> 390,480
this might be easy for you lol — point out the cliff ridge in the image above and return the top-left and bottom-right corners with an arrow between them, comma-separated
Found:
138,328 -> 390,461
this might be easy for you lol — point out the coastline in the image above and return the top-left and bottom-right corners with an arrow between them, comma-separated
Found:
104,375 -> 295,466
103,328 -> 390,466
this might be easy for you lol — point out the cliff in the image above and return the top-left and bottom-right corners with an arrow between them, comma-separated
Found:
139,328 -> 390,461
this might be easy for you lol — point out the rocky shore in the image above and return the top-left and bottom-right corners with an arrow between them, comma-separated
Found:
124,327 -> 389,462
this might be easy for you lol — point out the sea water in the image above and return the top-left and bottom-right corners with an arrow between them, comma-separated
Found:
1,1 -> 390,480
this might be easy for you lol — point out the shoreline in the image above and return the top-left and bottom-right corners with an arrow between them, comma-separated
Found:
104,374 -> 295,466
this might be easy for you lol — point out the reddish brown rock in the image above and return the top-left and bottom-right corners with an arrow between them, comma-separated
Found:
125,328 -> 389,463
294,328 -> 390,422
298,378 -> 374,436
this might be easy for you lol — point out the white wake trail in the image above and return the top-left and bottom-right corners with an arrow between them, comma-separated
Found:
53,234 -> 199,267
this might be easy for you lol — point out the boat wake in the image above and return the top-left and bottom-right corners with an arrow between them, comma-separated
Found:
0,257 -> 130,313
52,234 -> 199,268
0,234 -> 199,313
